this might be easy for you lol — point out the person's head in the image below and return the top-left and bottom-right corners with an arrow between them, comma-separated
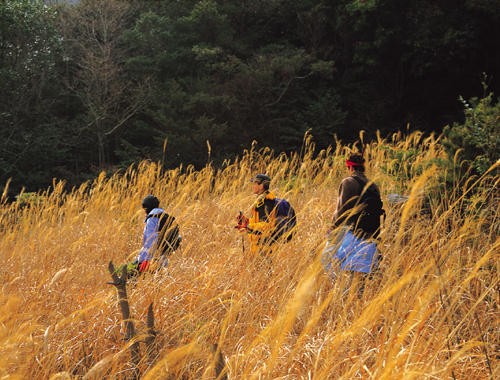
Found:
250,174 -> 271,195
346,152 -> 365,173
142,194 -> 160,214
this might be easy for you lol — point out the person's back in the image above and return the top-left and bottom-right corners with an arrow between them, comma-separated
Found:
333,175 -> 382,239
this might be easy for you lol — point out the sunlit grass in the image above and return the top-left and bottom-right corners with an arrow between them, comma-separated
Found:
0,132 -> 498,379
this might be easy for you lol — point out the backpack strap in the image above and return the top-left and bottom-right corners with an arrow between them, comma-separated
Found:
351,175 -> 368,194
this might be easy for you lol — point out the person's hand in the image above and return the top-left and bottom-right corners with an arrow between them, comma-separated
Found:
236,214 -> 249,224
139,261 -> 149,272
236,213 -> 249,225
235,213 -> 249,231
235,223 -> 248,232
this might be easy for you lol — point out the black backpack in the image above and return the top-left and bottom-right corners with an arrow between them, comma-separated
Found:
346,176 -> 385,238
273,198 -> 297,242
152,212 -> 181,255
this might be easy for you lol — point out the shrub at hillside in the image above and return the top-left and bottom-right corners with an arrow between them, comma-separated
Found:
442,89 -> 500,177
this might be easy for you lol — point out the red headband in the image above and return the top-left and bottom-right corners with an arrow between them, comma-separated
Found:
346,159 -> 364,167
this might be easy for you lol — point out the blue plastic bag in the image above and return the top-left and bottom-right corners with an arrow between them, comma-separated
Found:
322,229 -> 379,279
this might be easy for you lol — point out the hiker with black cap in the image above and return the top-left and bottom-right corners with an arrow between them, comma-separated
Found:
236,174 -> 278,257
322,152 -> 384,296
122,195 -> 181,277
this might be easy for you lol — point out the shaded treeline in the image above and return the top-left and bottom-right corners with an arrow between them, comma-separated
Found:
2,0 -> 500,195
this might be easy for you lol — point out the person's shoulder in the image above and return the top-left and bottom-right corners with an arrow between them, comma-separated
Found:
354,174 -> 381,194
265,191 -> 277,200
147,208 -> 166,219
341,176 -> 359,187
262,192 -> 277,209
343,175 -> 358,183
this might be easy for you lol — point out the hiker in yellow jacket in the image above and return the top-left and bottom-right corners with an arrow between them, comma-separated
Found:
236,174 -> 277,256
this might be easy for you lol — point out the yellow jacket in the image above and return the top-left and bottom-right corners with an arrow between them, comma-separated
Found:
247,191 -> 277,253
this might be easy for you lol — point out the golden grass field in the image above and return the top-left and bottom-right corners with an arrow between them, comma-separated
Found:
0,132 -> 499,379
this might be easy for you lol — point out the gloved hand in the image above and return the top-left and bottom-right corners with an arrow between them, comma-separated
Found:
235,213 -> 249,231
235,223 -> 248,231
236,213 -> 249,224
139,261 -> 150,272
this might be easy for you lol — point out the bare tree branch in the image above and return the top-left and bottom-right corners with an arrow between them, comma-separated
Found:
259,72 -> 313,111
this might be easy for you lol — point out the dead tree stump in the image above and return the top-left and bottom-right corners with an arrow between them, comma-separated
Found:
210,343 -> 227,380
107,261 -> 140,379
145,303 -> 157,366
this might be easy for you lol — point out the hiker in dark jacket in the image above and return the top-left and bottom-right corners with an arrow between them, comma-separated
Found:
331,153 -> 381,234
322,152 -> 383,295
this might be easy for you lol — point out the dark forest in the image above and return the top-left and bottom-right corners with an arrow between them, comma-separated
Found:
2,0 -> 500,196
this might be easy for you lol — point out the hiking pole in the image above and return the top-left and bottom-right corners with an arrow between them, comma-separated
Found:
240,211 -> 245,253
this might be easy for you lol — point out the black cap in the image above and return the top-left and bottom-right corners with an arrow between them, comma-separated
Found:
142,195 -> 160,209
250,174 -> 271,184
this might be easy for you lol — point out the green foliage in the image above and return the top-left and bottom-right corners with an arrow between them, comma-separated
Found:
15,192 -> 45,208
0,0 -> 68,195
296,88 -> 347,148
126,1 -> 340,168
442,89 -> 500,176
380,147 -> 421,185
380,145 -> 445,192
0,0 -> 61,75
115,140 -> 143,169
114,261 -> 140,279
188,0 -> 231,46
338,0 -> 491,135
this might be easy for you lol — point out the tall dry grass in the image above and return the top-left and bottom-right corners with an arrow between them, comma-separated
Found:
0,132 -> 499,379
